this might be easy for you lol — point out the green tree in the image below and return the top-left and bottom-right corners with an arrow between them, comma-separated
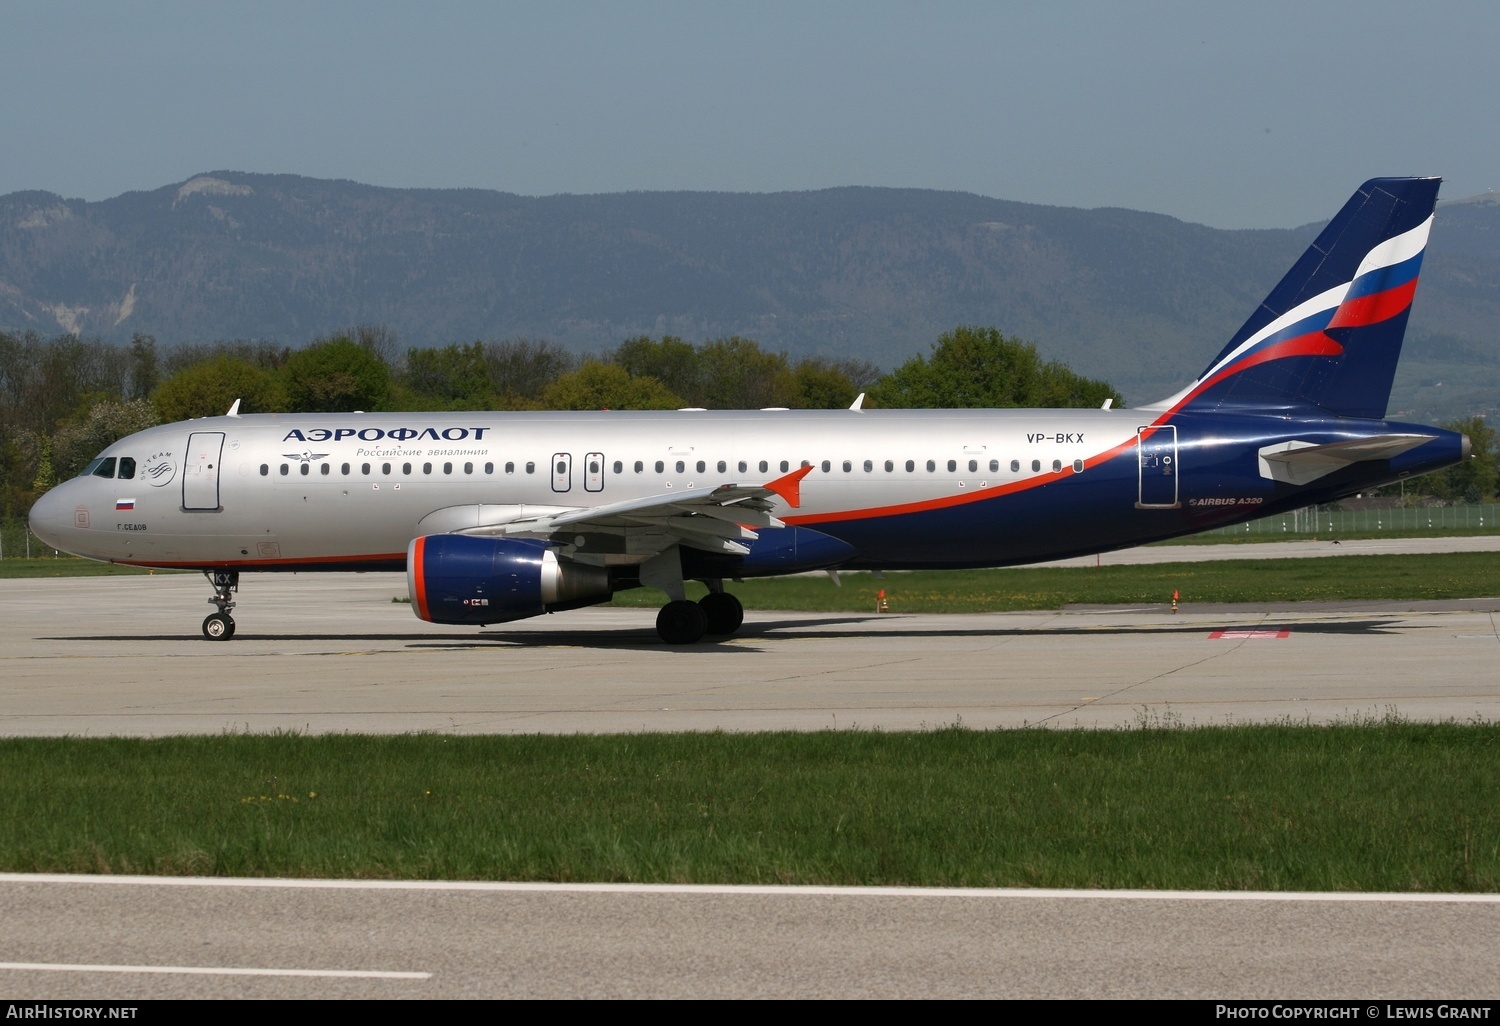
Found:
1429,416 -> 1498,504
483,339 -> 577,405
869,326 -> 1123,409
403,342 -> 491,409
283,337 -> 392,413
540,361 -> 683,410
791,357 -> 870,409
153,356 -> 287,422
697,336 -> 798,409
46,398 -> 162,481
612,336 -> 702,401
129,333 -> 159,400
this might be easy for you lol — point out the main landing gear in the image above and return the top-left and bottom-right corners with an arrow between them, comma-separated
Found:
201,570 -> 239,640
654,586 -> 744,644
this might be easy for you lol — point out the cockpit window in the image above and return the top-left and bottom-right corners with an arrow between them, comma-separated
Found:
90,457 -> 117,479
79,457 -> 106,478
117,457 -> 136,480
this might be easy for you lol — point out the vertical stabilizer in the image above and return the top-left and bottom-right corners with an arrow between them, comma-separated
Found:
1166,177 -> 1440,419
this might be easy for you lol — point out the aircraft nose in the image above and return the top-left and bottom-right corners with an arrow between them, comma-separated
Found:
28,485 -> 73,551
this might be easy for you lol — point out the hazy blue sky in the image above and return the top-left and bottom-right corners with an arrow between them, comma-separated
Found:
3,0 -> 1495,228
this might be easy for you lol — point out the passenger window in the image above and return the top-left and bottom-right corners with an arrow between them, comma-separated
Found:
613,461 -> 623,474
821,460 -> 831,473
883,460 -> 892,472
382,463 -> 392,475
780,461 -> 790,472
655,461 -> 664,473
423,463 -> 433,474
968,459 -> 978,472
842,461 -> 852,473
300,463 -> 310,476
506,462 -> 515,474
361,463 -> 371,475
759,460 -> 768,473
282,464 -> 291,476
1031,460 -> 1041,472
947,460 -> 957,472
676,461 -> 685,473
1052,459 -> 1062,472
990,459 -> 999,472
634,461 -> 643,473
444,462 -> 453,474
738,461 -> 747,473
342,463 -> 351,475
717,460 -> 727,473
1073,459 -> 1084,473
696,460 -> 705,473
906,460 -> 914,472
260,464 -> 269,476
92,457 -> 117,478
118,457 -> 136,480
526,462 -> 535,474
464,462 -> 473,474
485,463 -> 494,474
402,463 -> 412,475
864,460 -> 873,472
1011,459 -> 1020,473
320,463 -> 330,475
926,460 -> 936,472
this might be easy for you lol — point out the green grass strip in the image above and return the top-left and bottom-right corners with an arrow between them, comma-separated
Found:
612,551 -> 1500,612
3,722 -> 1497,890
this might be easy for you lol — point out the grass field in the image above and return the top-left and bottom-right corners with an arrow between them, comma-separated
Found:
2,721 -> 1495,890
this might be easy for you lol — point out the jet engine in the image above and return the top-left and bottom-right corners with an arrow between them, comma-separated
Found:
407,534 -> 611,625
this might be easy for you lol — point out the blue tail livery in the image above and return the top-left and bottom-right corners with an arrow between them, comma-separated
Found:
29,178 -> 1471,643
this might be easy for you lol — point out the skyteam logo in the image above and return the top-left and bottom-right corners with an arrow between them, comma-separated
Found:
142,451 -> 177,487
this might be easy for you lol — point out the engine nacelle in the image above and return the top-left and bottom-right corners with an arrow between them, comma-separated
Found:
407,534 -> 611,625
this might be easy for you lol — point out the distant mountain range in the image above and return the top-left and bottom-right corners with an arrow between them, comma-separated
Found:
2,172 -> 1496,419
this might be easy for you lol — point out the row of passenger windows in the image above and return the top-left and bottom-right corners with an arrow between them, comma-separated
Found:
259,457 -> 1086,478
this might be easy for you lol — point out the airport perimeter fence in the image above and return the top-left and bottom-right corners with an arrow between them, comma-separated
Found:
1202,504 -> 1500,537
0,517 -> 68,560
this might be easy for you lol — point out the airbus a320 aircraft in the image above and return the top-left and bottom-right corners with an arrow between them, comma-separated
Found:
29,178 -> 1469,643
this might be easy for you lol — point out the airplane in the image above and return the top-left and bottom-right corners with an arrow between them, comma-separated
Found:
27,177 -> 1470,644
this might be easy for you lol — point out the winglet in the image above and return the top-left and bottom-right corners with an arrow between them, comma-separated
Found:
849,393 -> 865,411
765,464 -> 814,508
226,398 -> 241,417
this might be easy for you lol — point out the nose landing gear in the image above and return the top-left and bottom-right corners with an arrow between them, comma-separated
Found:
202,570 -> 239,640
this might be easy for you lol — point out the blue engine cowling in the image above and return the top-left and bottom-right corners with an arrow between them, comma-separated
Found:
407,534 -> 611,625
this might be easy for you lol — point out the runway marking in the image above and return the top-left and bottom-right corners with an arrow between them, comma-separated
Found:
4,873 -> 1499,903
1209,628 -> 1291,639
0,961 -> 430,980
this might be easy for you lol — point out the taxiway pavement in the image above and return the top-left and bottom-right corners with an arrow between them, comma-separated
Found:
2,545 -> 1498,736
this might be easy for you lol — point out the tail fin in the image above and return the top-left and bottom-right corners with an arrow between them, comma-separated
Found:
1167,177 -> 1440,419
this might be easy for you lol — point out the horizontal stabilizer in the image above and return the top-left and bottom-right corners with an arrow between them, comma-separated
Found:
1257,434 -> 1433,486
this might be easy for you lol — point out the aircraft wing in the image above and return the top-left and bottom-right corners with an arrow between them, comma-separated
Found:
466,465 -> 813,556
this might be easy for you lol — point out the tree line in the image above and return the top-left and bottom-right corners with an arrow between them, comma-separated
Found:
2,324 -> 1491,520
